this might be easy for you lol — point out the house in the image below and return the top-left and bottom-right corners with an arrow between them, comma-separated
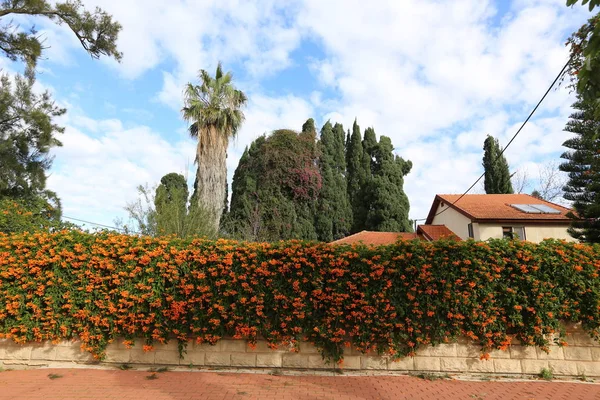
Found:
425,194 -> 575,243
330,225 -> 459,246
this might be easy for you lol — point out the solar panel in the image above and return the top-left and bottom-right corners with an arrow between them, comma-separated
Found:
530,204 -> 562,214
510,204 -> 542,213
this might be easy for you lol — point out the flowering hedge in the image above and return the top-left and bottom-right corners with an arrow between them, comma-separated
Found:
0,231 -> 599,363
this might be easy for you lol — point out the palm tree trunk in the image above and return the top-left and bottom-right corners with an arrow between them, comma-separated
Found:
195,126 -> 228,233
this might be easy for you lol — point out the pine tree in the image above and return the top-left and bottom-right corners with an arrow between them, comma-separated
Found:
364,135 -> 413,232
314,122 -> 352,241
560,98 -> 600,243
483,135 -> 514,194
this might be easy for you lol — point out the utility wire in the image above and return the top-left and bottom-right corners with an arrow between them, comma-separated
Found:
427,55 -> 573,221
62,215 -> 135,233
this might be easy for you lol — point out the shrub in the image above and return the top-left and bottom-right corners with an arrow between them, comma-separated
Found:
0,231 -> 598,363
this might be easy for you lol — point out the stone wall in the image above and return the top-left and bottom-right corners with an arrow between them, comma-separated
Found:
1,325 -> 599,377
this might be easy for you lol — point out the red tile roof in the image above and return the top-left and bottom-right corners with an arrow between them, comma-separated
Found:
330,231 -> 421,246
426,194 -> 572,224
417,225 -> 460,241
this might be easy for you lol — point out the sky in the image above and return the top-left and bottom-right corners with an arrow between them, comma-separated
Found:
12,0 -> 595,231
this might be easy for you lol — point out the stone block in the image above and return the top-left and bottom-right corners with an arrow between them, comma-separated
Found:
567,333 -> 598,347
509,346 -> 537,359
536,346 -> 564,360
256,353 -> 282,368
417,344 -> 456,358
299,342 -> 320,354
1,346 -> 31,360
493,359 -> 521,374
30,344 -> 56,361
231,353 -> 256,367
549,360 -> 578,376
181,351 -> 205,366
205,352 -> 231,366
414,357 -> 440,371
308,355 -> 336,369
282,354 -> 308,368
192,342 -> 222,352
221,340 -> 247,353
520,360 -> 548,374
488,349 -> 510,359
591,348 -> 600,361
456,344 -> 480,358
154,350 -> 181,365
440,358 -> 468,372
577,362 -> 600,377
154,341 -> 180,352
104,348 -> 130,364
465,359 -> 494,373
129,350 -> 155,364
361,356 -> 387,370
564,347 -> 592,361
340,356 -> 361,370
55,346 -> 93,362
388,357 -> 415,371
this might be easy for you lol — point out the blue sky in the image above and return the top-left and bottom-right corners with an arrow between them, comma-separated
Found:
11,0 -> 594,230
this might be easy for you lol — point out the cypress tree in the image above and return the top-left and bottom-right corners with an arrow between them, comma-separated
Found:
483,135 -> 514,194
560,98 -> 600,243
346,119 -> 365,232
315,121 -> 352,241
364,136 -> 413,232
352,127 -> 378,231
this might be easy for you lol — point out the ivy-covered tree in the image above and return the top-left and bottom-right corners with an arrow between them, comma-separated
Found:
364,135 -> 413,232
314,122 -> 352,241
560,98 -> 600,243
226,127 -> 321,241
483,135 -> 514,194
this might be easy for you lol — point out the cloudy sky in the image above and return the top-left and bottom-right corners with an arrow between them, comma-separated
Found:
17,0 -> 595,230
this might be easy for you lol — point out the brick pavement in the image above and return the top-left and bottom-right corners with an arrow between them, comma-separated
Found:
0,369 -> 599,400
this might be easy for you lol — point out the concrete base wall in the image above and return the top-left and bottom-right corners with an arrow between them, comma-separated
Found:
1,325 -> 598,377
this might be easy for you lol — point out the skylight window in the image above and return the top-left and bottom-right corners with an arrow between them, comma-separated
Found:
510,204 -> 561,214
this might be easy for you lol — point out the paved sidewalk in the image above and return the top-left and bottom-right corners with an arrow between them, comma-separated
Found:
0,369 -> 599,400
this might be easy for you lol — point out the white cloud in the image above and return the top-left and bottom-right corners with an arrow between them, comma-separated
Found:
37,0 -> 594,230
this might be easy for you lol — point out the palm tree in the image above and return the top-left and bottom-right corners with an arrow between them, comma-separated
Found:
182,63 -> 247,232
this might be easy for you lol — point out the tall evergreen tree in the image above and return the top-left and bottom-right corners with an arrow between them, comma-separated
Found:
483,135 -> 514,194
364,135 -> 413,232
314,122 -> 352,241
227,128 -> 321,241
352,127 -> 378,231
346,119 -> 365,232
560,98 -> 600,243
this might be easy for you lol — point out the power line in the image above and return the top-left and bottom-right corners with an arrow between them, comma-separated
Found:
62,215 -> 135,233
427,55 -> 573,222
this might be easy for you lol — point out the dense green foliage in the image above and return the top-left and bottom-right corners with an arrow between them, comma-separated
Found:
227,120 -> 412,241
346,120 -> 363,231
0,197 -> 73,233
0,69 -> 64,215
121,173 -> 215,238
0,0 -> 121,229
483,135 -> 514,194
364,136 -> 413,232
315,122 -> 352,241
225,128 -> 321,241
0,0 -> 122,68
1,231 -> 599,363
182,63 -> 247,233
565,2 -> 599,117
560,98 -> 600,243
